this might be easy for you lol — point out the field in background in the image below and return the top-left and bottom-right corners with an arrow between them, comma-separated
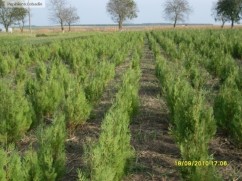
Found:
3,23 -> 242,34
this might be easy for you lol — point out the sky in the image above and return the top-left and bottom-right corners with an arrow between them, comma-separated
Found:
30,0 -> 217,26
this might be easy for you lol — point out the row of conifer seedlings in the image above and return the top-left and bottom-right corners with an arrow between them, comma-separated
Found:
0,34 -> 124,145
169,31 -> 242,146
152,30 -> 242,147
0,33 -> 141,180
147,33 -> 221,181
78,43 -> 143,181
0,33 -> 132,79
0,32 -> 142,144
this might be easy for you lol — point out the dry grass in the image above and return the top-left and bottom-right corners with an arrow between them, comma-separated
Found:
10,24 -> 242,35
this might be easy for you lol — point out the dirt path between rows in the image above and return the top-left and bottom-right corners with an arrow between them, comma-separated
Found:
210,132 -> 242,180
61,57 -> 131,181
124,41 -> 181,181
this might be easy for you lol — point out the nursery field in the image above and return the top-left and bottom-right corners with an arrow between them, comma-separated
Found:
0,29 -> 241,181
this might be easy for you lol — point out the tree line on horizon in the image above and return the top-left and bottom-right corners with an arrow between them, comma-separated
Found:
0,0 -> 242,32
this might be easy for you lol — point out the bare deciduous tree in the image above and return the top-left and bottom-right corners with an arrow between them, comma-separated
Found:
48,0 -> 68,32
49,0 -> 80,32
65,6 -> 80,32
163,0 -> 192,28
106,0 -> 138,30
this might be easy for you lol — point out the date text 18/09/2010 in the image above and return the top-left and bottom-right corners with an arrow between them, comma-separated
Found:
175,160 -> 228,167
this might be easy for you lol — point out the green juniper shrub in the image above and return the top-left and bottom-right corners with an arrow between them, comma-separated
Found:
82,49 -> 141,181
214,77 -> 242,146
37,114 -> 66,181
0,81 -> 32,144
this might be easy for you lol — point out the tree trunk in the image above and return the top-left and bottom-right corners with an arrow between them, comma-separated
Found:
22,21 -> 24,33
4,24 -> 8,32
68,23 -> 71,32
28,8 -> 31,33
173,19 -> 177,28
20,21 -> 24,33
61,20 -> 64,33
221,21 -> 225,28
173,15 -> 178,28
118,20 -> 122,30
231,20 -> 234,28
19,24 -> 23,33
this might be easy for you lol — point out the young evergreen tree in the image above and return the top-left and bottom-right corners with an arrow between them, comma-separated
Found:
37,114 -> 66,180
0,81 -> 32,143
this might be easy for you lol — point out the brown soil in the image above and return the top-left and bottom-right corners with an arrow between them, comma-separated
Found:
123,42 -> 181,181
209,132 -> 242,181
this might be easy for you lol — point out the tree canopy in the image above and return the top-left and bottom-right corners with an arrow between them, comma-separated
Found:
0,0 -> 28,32
215,0 -> 242,28
211,2 -> 229,28
14,7 -> 28,32
163,0 -> 192,28
106,0 -> 138,30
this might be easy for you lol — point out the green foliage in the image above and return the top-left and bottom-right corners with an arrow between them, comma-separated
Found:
26,62 -> 65,124
23,33 -> 141,129
0,54 -> 16,76
65,78 -> 91,127
83,52 -> 141,181
150,33 -> 219,180
0,56 -> 10,76
14,64 -> 28,84
23,150 -> 42,181
18,51 -> 31,65
6,146 -> 26,181
214,78 -> 242,145
85,62 -> 115,103
207,53 -> 239,83
37,114 -> 66,181
215,0 -> 242,27
0,115 -> 66,181
88,110 -> 133,181
169,82 -> 217,179
77,170 -> 89,181
0,28 -> 241,181
188,63 -> 209,89
163,78 -> 216,151
0,145 -> 29,181
0,81 -> 32,144
112,51 -> 126,65
233,42 -> 242,59
0,149 -> 6,181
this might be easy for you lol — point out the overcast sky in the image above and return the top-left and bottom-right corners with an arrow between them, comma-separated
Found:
31,0 -> 217,26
